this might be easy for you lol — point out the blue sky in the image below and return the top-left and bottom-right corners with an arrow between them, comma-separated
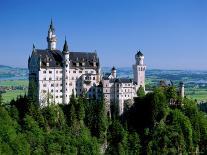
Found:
0,0 -> 206,69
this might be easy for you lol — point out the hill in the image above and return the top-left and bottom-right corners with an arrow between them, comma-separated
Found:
1,66 -> 207,102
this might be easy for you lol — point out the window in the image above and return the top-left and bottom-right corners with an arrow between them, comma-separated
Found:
56,96 -> 58,98
51,89 -> 53,92
49,77 -> 52,80
49,71 -> 52,74
43,78 -> 46,80
43,70 -> 46,74
51,84 -> 54,87
43,84 -> 47,87
56,90 -> 58,92
56,71 -> 58,74
85,71 -> 88,74
93,77 -> 95,80
73,70 -> 76,73
43,90 -> 46,93
56,84 -> 59,87
91,71 -> 94,74
79,70 -> 82,73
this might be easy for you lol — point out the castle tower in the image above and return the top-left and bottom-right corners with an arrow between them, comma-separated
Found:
133,50 -> 146,91
47,20 -> 57,50
179,81 -> 185,98
111,66 -> 117,78
62,38 -> 70,104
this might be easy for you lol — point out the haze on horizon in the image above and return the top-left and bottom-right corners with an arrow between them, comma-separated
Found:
0,0 -> 206,70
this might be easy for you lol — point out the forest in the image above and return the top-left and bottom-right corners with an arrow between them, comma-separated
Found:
0,86 -> 207,154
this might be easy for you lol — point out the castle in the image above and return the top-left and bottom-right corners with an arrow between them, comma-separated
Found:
28,21 -> 146,115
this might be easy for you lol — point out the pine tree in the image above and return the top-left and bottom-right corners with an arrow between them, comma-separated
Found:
137,85 -> 145,97
0,93 -> 3,106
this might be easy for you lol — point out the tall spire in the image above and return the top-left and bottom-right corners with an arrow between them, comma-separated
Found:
33,44 -> 35,50
47,19 -> 57,50
49,18 -> 55,32
63,37 -> 69,52
32,43 -> 36,53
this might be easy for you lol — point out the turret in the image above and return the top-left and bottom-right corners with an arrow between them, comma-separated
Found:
32,44 -> 36,54
62,38 -> 70,104
133,50 -> 146,91
135,50 -> 144,65
111,66 -> 117,78
179,81 -> 184,98
47,19 -> 57,50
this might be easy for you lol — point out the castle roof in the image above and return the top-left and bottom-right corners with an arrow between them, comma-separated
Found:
32,49 -> 99,69
112,66 -> 116,70
110,78 -> 133,83
136,50 -> 144,57
159,80 -> 173,87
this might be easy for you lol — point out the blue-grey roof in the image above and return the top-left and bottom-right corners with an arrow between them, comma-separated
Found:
159,80 -> 173,87
31,49 -> 99,69
136,50 -> 144,57
109,78 -> 133,83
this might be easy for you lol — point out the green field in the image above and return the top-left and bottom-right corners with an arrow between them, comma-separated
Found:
185,88 -> 207,102
0,80 -> 28,87
0,80 -> 28,103
2,90 -> 27,103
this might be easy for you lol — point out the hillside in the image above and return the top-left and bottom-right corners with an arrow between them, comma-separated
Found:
1,66 -> 207,103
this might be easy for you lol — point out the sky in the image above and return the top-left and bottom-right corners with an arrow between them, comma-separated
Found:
0,0 -> 207,70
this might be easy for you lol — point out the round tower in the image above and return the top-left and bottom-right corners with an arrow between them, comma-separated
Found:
179,81 -> 185,98
111,66 -> 117,78
47,19 -> 57,50
135,50 -> 144,65
133,50 -> 146,91
62,38 -> 70,104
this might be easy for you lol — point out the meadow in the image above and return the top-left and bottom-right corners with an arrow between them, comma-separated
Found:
0,80 -> 28,103
0,66 -> 207,103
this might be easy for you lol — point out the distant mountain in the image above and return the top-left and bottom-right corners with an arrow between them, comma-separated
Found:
0,65 -> 13,69
0,65 -> 28,80
1,65 -> 207,86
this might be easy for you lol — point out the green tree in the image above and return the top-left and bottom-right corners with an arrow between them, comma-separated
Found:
106,120 -> 128,155
23,115 -> 44,154
128,131 -> 141,155
0,93 -> 3,106
137,85 -> 145,97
